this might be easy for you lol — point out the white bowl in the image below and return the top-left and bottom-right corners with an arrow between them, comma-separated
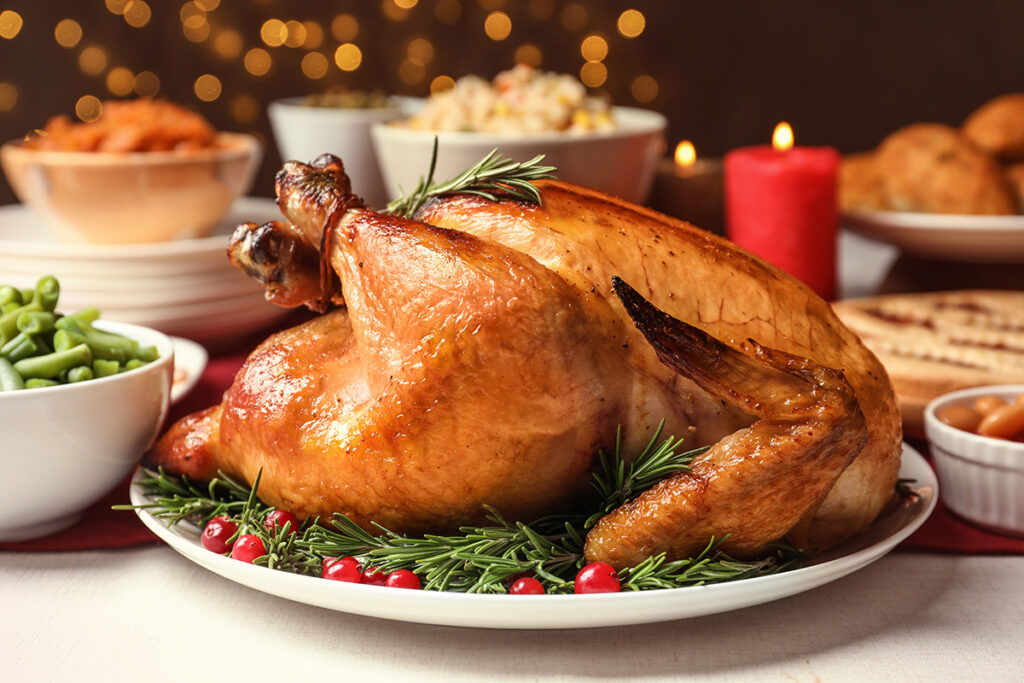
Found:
268,97 -> 408,209
371,104 -> 667,205
924,384 -> 1024,536
0,321 -> 174,541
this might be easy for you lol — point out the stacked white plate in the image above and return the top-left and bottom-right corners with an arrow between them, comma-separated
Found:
0,197 -> 292,344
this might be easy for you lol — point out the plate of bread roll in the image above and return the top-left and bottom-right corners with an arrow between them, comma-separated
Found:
841,93 -> 1024,262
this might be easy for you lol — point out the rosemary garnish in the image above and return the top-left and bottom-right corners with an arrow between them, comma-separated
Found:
383,138 -> 557,218
127,424 -> 804,592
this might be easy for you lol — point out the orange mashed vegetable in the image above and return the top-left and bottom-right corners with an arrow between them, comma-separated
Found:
24,99 -> 218,152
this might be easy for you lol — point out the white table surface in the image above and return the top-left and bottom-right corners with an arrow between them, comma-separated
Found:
4,232 -> 1022,681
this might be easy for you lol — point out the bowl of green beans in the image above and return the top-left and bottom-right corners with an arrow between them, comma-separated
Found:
0,276 -> 174,541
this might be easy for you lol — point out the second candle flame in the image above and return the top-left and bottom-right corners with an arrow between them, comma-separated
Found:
674,140 -> 697,167
772,122 -> 794,152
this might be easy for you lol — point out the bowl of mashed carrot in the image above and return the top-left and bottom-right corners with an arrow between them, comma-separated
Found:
0,99 -> 261,244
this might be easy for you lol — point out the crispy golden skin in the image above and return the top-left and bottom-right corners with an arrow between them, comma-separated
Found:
148,156 -> 901,559
584,279 -> 867,567
417,182 -> 902,551
962,93 -> 1024,163
875,123 -> 1015,215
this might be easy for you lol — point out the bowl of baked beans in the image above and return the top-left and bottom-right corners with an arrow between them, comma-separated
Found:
925,385 -> 1024,536
1,99 -> 261,244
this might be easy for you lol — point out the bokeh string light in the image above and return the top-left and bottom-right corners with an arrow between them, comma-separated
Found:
0,2 -> 657,130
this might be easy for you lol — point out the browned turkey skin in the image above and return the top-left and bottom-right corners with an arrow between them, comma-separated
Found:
146,154 -> 902,567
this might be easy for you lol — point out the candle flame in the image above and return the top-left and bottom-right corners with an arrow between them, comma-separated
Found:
674,140 -> 696,167
772,121 -> 794,151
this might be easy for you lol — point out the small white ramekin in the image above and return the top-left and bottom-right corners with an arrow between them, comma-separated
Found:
924,384 -> 1024,536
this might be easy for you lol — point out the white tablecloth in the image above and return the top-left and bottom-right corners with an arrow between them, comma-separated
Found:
5,233 -> 1022,680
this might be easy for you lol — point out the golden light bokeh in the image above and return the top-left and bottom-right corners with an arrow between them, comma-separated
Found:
213,29 -> 243,59
302,21 -> 324,49
527,0 -> 555,21
106,67 -> 135,96
133,70 -> 160,97
334,43 -> 362,71
260,19 -> 287,47
484,11 -> 511,41
230,93 -> 259,124
330,14 -> 358,41
194,0 -> 220,11
284,20 -> 306,48
183,17 -> 210,43
123,1 -> 152,28
579,60 -> 607,88
617,9 -> 645,38
435,0 -> 462,25
674,140 -> 696,166
394,0 -> 419,8
0,10 -> 23,39
301,52 -> 328,79
179,2 -> 204,23
773,121 -> 794,151
75,95 -> 103,122
514,43 -> 542,67
398,58 -> 425,85
244,48 -> 272,76
0,82 -> 17,112
194,73 -> 222,102
580,35 -> 607,62
79,46 -> 109,76
631,75 -> 658,103
382,0 -> 410,22
54,19 -> 83,49
105,0 -> 129,15
430,74 -> 455,94
407,37 -> 434,65
560,3 -> 588,31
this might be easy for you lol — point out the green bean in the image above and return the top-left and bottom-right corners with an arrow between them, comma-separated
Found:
19,288 -> 35,305
13,343 -> 92,380
136,345 -> 159,362
17,311 -> 56,336
67,365 -> 94,383
0,299 -> 43,344
34,276 -> 60,312
0,285 -> 20,308
54,328 -> 129,363
54,315 -> 86,334
0,357 -> 25,391
92,359 -> 120,378
24,378 -> 59,389
69,307 -> 100,326
0,332 -> 39,363
1,301 -> 20,315
123,359 -> 147,371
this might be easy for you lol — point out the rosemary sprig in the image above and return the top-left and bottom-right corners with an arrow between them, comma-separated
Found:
383,138 -> 557,218
128,425 -> 804,593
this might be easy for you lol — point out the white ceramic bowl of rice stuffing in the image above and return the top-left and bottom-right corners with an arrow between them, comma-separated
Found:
372,104 -> 666,206
0,321 -> 173,541
371,67 -> 666,205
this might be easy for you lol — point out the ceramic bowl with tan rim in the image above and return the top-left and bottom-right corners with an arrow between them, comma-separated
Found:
925,384 -> 1024,536
0,132 -> 261,244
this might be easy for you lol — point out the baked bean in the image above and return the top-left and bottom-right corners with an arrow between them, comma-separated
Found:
977,402 -> 1024,439
936,404 -> 983,433
973,395 -> 1008,416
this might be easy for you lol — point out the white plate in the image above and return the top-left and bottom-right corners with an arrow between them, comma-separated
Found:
169,336 -> 208,405
844,209 -> 1024,262
0,197 -> 280,276
132,443 -> 936,629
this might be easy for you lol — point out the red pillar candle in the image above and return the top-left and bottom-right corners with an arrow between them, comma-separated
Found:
724,123 -> 840,300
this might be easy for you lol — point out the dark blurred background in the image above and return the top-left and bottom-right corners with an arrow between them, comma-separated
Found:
0,0 -> 1022,205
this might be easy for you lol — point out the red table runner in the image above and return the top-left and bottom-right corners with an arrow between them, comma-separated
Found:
4,335 -> 1023,555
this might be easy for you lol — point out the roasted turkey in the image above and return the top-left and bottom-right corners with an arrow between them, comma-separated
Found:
146,154 -> 902,568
